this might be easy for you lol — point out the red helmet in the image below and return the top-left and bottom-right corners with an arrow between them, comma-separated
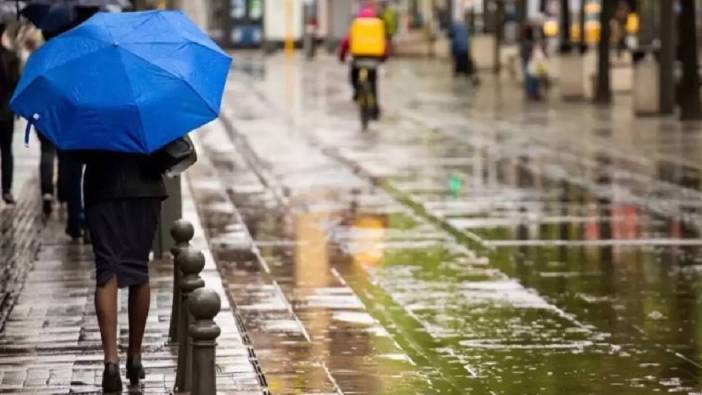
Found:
358,7 -> 376,18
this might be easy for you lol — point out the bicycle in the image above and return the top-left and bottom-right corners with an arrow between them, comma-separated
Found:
354,58 -> 380,131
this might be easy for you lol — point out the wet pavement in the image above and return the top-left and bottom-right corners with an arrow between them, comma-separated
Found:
193,52 -> 702,394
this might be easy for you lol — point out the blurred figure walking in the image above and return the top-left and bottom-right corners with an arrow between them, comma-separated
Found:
38,24 -> 90,235
380,1 -> 398,49
520,25 -> 545,101
449,21 -> 479,84
0,24 -> 20,205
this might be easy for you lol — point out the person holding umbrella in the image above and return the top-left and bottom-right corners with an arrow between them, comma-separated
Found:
11,10 -> 231,391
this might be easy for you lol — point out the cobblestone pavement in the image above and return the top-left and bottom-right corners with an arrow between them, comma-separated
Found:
0,130 -> 42,331
191,53 -> 702,394
0,126 -> 262,393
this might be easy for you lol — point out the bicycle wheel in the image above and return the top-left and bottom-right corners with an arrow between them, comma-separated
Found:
358,82 -> 372,131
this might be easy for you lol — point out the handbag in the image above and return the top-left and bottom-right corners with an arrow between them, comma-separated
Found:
527,47 -> 548,78
159,134 -> 197,178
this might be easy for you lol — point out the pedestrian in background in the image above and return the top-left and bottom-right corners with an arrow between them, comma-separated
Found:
448,21 -> 479,84
380,1 -> 398,50
82,151 -> 167,391
520,24 -> 545,101
40,28 -> 85,239
0,24 -> 19,205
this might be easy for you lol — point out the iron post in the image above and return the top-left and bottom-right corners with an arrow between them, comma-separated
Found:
174,248 -> 206,393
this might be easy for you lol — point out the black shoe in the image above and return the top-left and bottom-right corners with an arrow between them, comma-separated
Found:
2,193 -> 15,205
66,227 -> 82,242
126,356 -> 145,386
371,107 -> 381,120
102,362 -> 123,393
42,194 -> 53,216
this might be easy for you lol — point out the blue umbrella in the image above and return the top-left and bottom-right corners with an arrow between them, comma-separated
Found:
10,10 -> 232,153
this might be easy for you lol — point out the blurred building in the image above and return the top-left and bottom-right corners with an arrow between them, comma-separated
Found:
204,0 -> 358,49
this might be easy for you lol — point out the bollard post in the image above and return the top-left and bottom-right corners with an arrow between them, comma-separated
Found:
174,248 -> 206,393
169,219 -> 195,341
189,288 -> 222,395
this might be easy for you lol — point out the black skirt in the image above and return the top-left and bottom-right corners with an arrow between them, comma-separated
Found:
86,198 -> 161,288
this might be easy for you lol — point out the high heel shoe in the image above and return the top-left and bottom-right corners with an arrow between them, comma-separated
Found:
102,362 -> 123,393
126,356 -> 145,386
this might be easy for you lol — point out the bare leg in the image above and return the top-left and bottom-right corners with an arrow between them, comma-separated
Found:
95,275 -> 119,363
128,282 -> 151,357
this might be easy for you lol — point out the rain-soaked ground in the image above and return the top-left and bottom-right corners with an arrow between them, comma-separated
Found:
195,53 -> 702,394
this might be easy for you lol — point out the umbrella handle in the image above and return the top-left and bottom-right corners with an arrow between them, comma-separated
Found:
24,119 -> 32,147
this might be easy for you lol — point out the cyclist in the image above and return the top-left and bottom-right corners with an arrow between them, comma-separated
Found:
338,6 -> 389,119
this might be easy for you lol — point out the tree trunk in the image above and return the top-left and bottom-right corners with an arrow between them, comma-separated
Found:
595,0 -> 613,103
679,0 -> 702,120
516,0 -> 528,32
659,0 -> 675,114
579,0 -> 586,50
638,0 -> 657,45
494,0 -> 505,74
559,0 -> 571,52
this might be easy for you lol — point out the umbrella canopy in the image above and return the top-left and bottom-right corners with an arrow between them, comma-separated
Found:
10,10 -> 232,154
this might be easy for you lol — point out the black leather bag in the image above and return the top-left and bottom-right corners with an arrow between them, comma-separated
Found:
159,134 -> 197,178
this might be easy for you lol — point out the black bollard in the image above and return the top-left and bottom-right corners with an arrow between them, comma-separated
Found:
174,248 -> 206,393
169,219 -> 195,341
189,288 -> 222,395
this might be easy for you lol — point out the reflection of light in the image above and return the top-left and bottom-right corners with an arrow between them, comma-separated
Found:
585,2 -> 601,14
543,20 -> 558,37
294,212 -> 331,287
626,13 -> 639,34
612,204 -> 638,240
351,215 -> 386,269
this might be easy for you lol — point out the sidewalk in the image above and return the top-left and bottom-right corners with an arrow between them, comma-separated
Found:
0,128 -> 262,393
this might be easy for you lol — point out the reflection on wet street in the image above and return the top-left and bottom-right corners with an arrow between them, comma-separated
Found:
197,53 -> 702,394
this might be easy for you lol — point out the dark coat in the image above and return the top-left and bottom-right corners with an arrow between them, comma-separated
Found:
0,46 -> 19,120
449,23 -> 470,55
82,152 -> 168,207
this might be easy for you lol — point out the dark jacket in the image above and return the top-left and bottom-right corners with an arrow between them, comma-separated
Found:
449,23 -> 470,55
82,152 -> 168,207
0,46 -> 19,120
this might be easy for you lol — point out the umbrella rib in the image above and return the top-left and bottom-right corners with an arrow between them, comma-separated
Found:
118,44 -> 220,117
123,41 -> 229,58
114,11 -> 160,43
115,47 -> 148,152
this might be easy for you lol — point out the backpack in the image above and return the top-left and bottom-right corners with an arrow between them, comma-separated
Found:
350,18 -> 386,57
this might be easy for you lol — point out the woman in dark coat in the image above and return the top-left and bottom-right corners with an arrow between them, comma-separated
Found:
82,152 -> 167,392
